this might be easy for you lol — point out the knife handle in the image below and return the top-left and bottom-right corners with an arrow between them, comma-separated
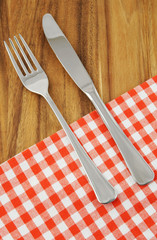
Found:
43,92 -> 117,203
84,84 -> 154,185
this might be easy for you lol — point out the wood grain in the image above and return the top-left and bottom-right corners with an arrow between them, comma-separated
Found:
1,0 -> 157,163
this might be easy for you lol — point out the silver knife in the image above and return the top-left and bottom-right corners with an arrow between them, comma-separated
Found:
42,13 -> 154,185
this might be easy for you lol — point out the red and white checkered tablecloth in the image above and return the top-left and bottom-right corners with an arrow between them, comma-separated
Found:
0,76 -> 157,240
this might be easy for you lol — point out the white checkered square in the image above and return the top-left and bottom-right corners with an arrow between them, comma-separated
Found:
70,151 -> 78,161
123,199 -> 133,210
33,152 -> 44,163
143,229 -> 154,239
71,212 -> 82,223
23,200 -> 34,211
144,125 -> 154,134
135,190 -> 146,201
0,219 -> 4,228
141,145 -> 151,155
145,205 -> 156,216
18,225 -> 29,235
113,105 -> 123,114
85,202 -> 96,214
122,119 -> 132,128
88,121 -> 97,130
132,214 -> 143,224
104,170 -> 113,180
119,223 -> 130,235
32,215 -> 44,227
47,144 -> 58,154
147,103 -> 156,113
5,169 -> 16,180
116,162 -> 126,172
8,209 -> 19,221
69,237 -> 75,240
43,231 -> 54,239
75,128 -> 85,138
76,188 -> 86,198
106,233 -> 116,240
52,181 -> 62,193
138,90 -> 147,99
94,156 -> 103,166
66,173 -> 76,184
84,142 -> 93,151
149,182 -> 157,192
43,166 -> 53,178
57,158 -> 67,169
125,176 -> 135,186
97,134 -> 107,144
19,161 -> 30,171
61,196 -> 72,208
152,158 -> 157,169
108,208 -> 119,220
61,136 -> 70,146
14,185 -> 25,195
116,184 -> 123,193
47,206 -> 58,218
132,132 -> 142,141
57,222 -> 68,232
150,83 -> 157,93
3,233 -> 14,240
106,148 -> 116,158
95,218 -> 106,228
28,175 -> 39,187
0,193 -> 10,205
126,98 -> 135,107
37,190 -> 49,202
81,227 -> 92,238
135,111 -> 145,121
154,138 -> 157,145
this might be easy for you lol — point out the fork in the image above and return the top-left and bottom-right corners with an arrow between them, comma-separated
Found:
4,35 -> 117,204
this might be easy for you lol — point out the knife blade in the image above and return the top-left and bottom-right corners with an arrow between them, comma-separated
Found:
42,13 -> 93,92
42,13 -> 154,185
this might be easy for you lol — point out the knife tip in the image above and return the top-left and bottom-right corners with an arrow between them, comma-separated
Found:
42,13 -> 52,23
43,13 -> 52,18
42,13 -> 53,27
42,13 -> 64,39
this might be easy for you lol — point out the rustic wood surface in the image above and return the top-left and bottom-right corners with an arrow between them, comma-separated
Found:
0,0 -> 157,163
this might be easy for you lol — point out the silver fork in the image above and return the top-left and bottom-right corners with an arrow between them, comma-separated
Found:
4,35 -> 117,204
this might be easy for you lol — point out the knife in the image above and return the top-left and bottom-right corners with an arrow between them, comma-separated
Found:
42,13 -> 154,185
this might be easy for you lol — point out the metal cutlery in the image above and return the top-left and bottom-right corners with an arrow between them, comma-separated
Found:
4,35 -> 117,203
42,13 -> 154,185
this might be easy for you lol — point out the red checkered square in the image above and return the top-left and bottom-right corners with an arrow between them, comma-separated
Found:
17,172 -> 27,184
59,147 -> 69,157
69,224 -> 80,235
50,132 -> 60,143
8,157 -> 18,168
2,181 -> 13,192
36,141 -> 47,151
21,212 -> 31,223
31,228 -> 42,238
22,149 -> 32,159
6,222 -> 16,232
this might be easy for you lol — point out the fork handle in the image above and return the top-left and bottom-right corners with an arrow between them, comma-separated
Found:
43,92 -> 117,203
84,85 -> 154,185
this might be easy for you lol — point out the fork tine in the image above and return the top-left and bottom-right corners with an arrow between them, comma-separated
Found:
9,38 -> 29,75
14,36 -> 34,72
19,34 -> 41,71
4,41 -> 24,78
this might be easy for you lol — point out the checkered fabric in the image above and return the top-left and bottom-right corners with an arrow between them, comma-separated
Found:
0,76 -> 157,240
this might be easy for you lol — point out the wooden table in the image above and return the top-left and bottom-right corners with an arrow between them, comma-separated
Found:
1,0 -> 157,163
